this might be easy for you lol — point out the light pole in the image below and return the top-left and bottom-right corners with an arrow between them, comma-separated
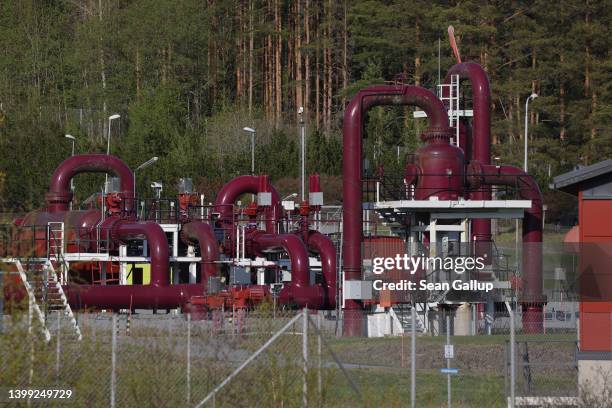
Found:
65,134 -> 76,209
134,156 -> 159,200
523,93 -> 538,172
106,114 -> 120,192
298,107 -> 305,202
243,127 -> 256,175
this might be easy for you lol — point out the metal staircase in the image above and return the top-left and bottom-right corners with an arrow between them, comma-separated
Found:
3,257 -> 82,341
13,259 -> 51,342
390,303 -> 426,334
40,260 -> 82,340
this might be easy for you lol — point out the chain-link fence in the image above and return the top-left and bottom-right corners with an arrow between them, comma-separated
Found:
3,303 -> 612,407
0,307 -> 364,407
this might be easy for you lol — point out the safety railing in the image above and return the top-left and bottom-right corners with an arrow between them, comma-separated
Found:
363,173 -> 536,203
0,224 -> 114,258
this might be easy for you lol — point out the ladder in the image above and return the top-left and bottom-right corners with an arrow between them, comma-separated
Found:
437,74 -> 461,147
47,222 -> 64,259
47,222 -> 69,283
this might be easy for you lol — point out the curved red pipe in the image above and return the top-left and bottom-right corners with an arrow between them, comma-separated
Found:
307,231 -> 337,308
46,154 -> 135,213
214,175 -> 282,234
468,163 -> 545,333
343,85 -> 452,336
180,222 -> 219,287
250,230 -> 324,309
444,63 -> 492,259
111,220 -> 170,287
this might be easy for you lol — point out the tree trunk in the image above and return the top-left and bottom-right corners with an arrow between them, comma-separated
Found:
324,0 -> 332,133
295,0 -> 303,121
98,0 -> 107,140
135,47 -> 141,98
236,1 -> 243,102
560,54 -> 566,141
274,0 -> 282,126
315,4 -> 320,128
304,0 -> 310,117
342,0 -> 348,105
248,0 -> 254,115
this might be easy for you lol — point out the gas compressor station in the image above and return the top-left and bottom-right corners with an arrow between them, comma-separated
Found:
2,60 -> 610,400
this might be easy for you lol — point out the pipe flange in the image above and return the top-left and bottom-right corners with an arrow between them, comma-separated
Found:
44,191 -> 73,205
420,126 -> 454,141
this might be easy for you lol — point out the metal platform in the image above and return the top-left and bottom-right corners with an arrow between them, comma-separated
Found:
366,199 -> 532,220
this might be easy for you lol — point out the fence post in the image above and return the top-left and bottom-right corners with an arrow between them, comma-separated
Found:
303,307 -> 308,408
187,313 -> 191,404
56,311 -> 61,381
317,313 -> 322,406
505,301 -> 515,408
446,314 -> 451,408
111,313 -> 117,408
28,284 -> 34,386
411,305 -> 416,408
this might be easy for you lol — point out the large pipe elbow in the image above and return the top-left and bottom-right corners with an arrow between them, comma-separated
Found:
307,231 -> 337,308
112,221 -> 169,287
214,175 -> 282,234
468,162 -> 545,331
180,222 -> 219,286
46,154 -> 134,213
251,231 -> 324,308
342,84 -> 451,335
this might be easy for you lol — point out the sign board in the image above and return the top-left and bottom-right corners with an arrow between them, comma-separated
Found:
343,280 -> 373,300
440,368 -> 459,375
444,344 -> 454,359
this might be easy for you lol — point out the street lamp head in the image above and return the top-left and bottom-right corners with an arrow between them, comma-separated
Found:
109,114 -> 120,120
65,134 -> 75,140
298,106 -> 304,115
136,156 -> 159,171
530,93 -> 538,100
243,127 -> 255,134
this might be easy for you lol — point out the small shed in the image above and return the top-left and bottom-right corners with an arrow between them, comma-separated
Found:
552,159 -> 612,392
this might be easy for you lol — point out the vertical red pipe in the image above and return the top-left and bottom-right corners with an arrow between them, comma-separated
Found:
468,163 -> 545,332
46,154 -> 135,213
444,63 -> 492,262
343,85 -> 452,336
